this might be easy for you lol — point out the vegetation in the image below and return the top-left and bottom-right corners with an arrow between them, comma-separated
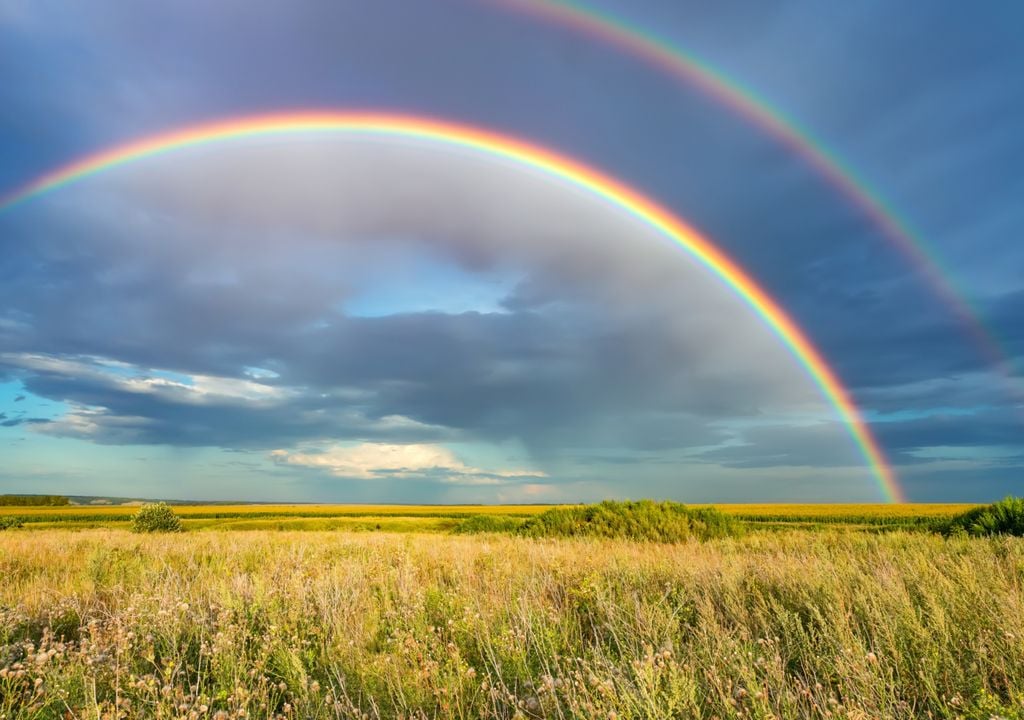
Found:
0,494 -> 68,507
0,501 -> 978,531
452,514 -> 526,534
945,496 -> 1024,537
517,499 -> 742,541
1,529 -> 1022,719
0,516 -> 22,530
129,502 -> 183,533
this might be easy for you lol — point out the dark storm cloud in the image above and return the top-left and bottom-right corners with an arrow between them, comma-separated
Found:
873,409 -> 1024,457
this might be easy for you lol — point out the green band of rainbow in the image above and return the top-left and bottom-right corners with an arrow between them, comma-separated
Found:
500,0 -> 1018,384
0,112 -> 904,501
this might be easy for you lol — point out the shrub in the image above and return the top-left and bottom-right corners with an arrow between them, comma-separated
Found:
0,516 -> 23,530
944,496 -> 1024,537
130,502 -> 183,533
517,500 -> 742,542
453,514 -> 526,534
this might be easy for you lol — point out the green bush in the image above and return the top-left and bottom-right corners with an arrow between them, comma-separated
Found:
944,496 -> 1024,537
517,500 -> 742,542
130,502 -> 183,533
0,516 -> 23,530
452,514 -> 526,534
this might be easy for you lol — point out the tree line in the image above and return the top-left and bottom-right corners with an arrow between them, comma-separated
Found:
0,494 -> 70,506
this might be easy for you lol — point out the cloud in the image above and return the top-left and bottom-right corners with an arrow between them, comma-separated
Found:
0,416 -> 50,428
270,442 -> 545,485
0,141 -> 835,460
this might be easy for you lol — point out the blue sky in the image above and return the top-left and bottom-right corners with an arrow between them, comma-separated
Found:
1,0 -> 1022,502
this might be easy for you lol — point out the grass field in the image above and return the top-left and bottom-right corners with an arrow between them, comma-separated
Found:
2,527 -> 1022,719
2,502 -> 1021,719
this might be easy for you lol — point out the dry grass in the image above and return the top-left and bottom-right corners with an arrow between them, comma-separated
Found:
1,529 -> 1022,719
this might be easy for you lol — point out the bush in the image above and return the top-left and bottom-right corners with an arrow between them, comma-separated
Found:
453,514 -> 526,534
130,502 -> 183,533
517,500 -> 742,542
0,516 -> 23,530
944,496 -> 1024,537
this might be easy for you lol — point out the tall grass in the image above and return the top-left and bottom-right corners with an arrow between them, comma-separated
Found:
1,530 -> 1022,718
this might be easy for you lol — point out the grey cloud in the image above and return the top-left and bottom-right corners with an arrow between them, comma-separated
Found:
0,144 -> 833,461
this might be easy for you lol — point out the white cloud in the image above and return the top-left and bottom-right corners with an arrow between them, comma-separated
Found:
269,442 -> 546,484
0,352 -> 290,406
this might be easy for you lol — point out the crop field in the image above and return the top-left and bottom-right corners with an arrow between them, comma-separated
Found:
0,503 -> 979,531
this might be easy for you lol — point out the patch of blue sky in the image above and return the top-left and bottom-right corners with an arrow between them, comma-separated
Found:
863,407 -> 982,423
911,445 -> 1024,461
0,381 -> 66,420
344,251 -> 519,318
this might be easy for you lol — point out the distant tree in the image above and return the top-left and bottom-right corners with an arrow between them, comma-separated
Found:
130,502 -> 183,533
0,494 -> 69,507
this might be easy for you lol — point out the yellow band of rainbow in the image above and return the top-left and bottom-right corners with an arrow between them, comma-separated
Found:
0,111 -> 903,502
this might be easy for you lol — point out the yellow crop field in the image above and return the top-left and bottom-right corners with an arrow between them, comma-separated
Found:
0,501 -> 979,527
0,503 -> 558,518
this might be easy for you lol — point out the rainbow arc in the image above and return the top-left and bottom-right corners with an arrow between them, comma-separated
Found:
0,112 -> 904,501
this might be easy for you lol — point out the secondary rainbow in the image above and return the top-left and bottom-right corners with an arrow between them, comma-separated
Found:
497,0 -> 1017,381
0,111 -> 904,502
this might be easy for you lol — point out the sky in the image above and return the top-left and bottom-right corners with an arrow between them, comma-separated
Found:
1,0 -> 1022,503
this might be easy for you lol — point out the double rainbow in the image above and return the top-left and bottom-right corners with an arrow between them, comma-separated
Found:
0,112 -> 904,502
500,0 -> 1016,381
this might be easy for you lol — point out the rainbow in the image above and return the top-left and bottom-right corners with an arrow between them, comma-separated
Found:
496,0 -> 1017,381
0,111 -> 904,501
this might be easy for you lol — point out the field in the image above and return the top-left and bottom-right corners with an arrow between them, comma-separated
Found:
0,503 -> 978,532
2,504 -> 1022,719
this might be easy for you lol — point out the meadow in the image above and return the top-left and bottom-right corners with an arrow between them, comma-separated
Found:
1,503 -> 1022,719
